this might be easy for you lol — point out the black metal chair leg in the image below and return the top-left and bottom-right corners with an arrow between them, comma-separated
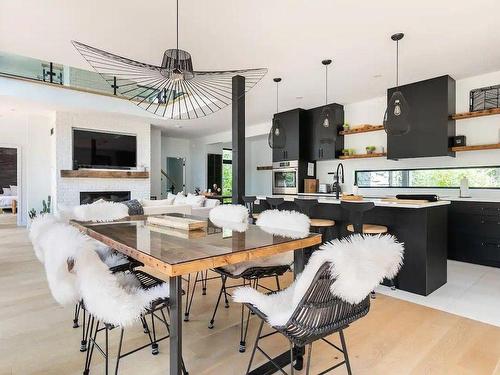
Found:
105,326 -> 109,375
208,276 -> 227,329
275,275 -> 281,291
246,319 -> 264,375
114,328 -> 124,375
339,330 -> 352,375
73,303 -> 80,328
289,341 -> 295,375
150,312 -> 159,355
239,301 -> 252,353
80,308 -> 87,352
82,316 -> 95,375
202,270 -> 208,295
184,271 -> 199,321
83,318 -> 99,375
222,276 -> 230,308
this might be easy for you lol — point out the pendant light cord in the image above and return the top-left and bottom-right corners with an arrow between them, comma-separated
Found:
176,0 -> 179,68
396,40 -> 399,88
325,64 -> 328,104
276,81 -> 279,112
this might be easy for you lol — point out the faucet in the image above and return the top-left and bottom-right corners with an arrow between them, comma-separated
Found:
334,163 -> 344,199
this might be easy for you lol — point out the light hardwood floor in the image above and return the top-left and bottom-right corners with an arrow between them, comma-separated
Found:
1,221 -> 500,375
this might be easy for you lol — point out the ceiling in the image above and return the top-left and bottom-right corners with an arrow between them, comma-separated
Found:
1,0 -> 500,137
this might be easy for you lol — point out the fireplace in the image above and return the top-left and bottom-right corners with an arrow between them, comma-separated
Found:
80,191 -> 131,205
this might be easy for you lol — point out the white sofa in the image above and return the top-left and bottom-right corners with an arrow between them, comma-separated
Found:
140,193 -> 220,218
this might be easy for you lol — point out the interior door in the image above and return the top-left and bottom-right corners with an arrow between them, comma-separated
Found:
166,157 -> 185,194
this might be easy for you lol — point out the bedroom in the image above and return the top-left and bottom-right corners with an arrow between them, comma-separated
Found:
0,147 -> 18,219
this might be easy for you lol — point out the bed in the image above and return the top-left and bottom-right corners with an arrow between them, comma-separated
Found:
0,195 -> 17,213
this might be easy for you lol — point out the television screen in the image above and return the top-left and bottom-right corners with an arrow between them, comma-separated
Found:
73,129 -> 137,169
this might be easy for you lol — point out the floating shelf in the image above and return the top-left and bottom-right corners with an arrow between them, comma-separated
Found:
256,165 -> 272,171
60,170 -> 150,179
450,143 -> 500,152
450,108 -> 500,120
339,125 -> 384,135
339,152 -> 387,160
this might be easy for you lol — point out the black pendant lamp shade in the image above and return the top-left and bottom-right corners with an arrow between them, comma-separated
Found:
268,78 -> 286,149
320,59 -> 336,143
383,33 -> 410,136
71,0 -> 267,120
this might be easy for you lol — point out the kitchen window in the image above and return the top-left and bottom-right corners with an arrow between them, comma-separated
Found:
355,166 -> 500,189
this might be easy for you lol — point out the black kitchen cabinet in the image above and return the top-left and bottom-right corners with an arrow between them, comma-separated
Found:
272,108 -> 308,162
307,103 -> 344,161
448,201 -> 500,267
387,75 -> 456,160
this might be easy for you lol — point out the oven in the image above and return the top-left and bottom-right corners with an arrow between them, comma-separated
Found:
272,160 -> 299,195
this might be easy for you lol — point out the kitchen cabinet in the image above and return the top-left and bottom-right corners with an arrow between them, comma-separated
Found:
307,103 -> 344,161
448,201 -> 500,267
272,108 -> 308,162
387,75 -> 456,160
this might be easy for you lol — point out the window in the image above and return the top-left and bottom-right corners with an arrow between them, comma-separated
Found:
355,166 -> 500,189
222,149 -> 232,202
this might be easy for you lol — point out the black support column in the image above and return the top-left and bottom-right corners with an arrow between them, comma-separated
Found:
232,75 -> 245,205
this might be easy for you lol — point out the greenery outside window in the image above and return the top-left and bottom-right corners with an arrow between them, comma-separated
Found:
355,166 -> 500,189
222,149 -> 232,202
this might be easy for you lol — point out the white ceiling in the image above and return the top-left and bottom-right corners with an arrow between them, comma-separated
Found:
1,0 -> 500,137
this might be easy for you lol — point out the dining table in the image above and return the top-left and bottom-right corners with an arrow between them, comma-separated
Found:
71,214 -> 322,375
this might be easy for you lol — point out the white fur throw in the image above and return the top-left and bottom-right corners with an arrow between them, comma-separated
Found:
209,204 -> 249,232
233,234 -> 404,326
75,248 -> 169,327
256,210 -> 310,239
29,214 -> 59,263
40,222 -> 94,306
72,201 -> 129,222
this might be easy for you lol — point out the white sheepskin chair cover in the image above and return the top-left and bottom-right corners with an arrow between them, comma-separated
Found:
40,222 -> 94,306
223,210 -> 310,276
209,204 -> 249,232
75,248 -> 169,327
29,214 -> 59,263
233,234 -> 404,326
72,201 -> 129,223
256,209 -> 311,239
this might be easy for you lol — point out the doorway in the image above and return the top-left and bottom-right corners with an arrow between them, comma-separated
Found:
164,157 -> 185,195
0,147 -> 19,223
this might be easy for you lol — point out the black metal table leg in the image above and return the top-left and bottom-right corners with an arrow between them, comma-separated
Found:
170,276 -> 183,375
248,248 -> 306,375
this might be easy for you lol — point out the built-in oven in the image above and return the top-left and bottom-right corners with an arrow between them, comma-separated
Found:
272,160 -> 299,195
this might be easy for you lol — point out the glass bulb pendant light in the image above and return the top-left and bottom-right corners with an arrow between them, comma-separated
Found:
383,33 -> 411,136
319,59 -> 336,144
268,78 -> 286,149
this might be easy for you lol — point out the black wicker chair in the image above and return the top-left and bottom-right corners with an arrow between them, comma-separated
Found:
245,262 -> 370,375
208,264 -> 291,353
266,197 -> 285,210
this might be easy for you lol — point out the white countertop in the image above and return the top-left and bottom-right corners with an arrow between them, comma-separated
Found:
256,194 -> 451,209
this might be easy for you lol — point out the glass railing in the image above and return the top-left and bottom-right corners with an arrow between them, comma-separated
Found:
0,50 -> 183,104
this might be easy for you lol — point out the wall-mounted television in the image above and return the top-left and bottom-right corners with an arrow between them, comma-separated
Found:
72,129 -> 137,170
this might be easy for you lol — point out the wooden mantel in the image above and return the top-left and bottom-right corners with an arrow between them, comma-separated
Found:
60,169 -> 149,179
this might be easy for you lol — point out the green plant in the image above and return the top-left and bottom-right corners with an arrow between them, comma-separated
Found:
29,195 -> 52,219
343,123 -> 350,130
28,208 -> 37,220
342,149 -> 349,155
348,149 -> 355,156
365,146 -> 376,154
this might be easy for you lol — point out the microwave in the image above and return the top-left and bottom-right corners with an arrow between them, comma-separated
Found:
272,160 -> 299,194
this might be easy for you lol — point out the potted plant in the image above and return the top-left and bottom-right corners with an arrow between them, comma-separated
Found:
366,146 -> 376,154
348,149 -> 355,156
342,149 -> 349,156
343,123 -> 350,131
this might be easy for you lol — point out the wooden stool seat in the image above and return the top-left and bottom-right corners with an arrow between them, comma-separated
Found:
347,224 -> 388,234
310,218 -> 335,228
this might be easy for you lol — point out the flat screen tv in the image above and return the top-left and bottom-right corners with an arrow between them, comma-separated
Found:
73,129 -> 137,170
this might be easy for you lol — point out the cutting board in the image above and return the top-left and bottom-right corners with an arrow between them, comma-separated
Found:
381,198 -> 429,205
147,215 -> 208,231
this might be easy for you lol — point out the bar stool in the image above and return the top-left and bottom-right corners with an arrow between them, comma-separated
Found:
294,198 -> 336,249
242,196 -> 259,223
341,201 -> 393,296
265,197 -> 285,210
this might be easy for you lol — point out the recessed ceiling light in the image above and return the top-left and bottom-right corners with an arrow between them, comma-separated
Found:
373,74 -> 383,79
296,96 -> 303,100
175,125 -> 183,129
10,108 -> 16,111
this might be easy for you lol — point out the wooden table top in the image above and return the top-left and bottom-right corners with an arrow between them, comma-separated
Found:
71,215 -> 321,277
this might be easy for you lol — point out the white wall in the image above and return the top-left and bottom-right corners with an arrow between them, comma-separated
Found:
245,135 -> 272,195
54,112 -> 151,207
0,112 -> 53,225
150,126 -> 162,198
317,71 -> 500,199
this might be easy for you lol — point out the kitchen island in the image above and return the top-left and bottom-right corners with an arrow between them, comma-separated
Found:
256,194 -> 451,296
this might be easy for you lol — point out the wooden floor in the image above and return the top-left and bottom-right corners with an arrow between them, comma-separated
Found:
1,218 -> 500,375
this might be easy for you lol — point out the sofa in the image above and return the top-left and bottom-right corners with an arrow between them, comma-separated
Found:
140,193 -> 221,218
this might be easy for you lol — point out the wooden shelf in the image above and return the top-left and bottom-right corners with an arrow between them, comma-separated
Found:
450,143 -> 500,152
60,170 -> 150,179
256,166 -> 272,171
339,125 -> 384,135
450,108 -> 500,120
339,152 -> 387,160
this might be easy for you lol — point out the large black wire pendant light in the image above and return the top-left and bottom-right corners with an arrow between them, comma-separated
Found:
319,59 -> 336,142
268,78 -> 286,149
383,33 -> 410,136
72,0 -> 267,120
